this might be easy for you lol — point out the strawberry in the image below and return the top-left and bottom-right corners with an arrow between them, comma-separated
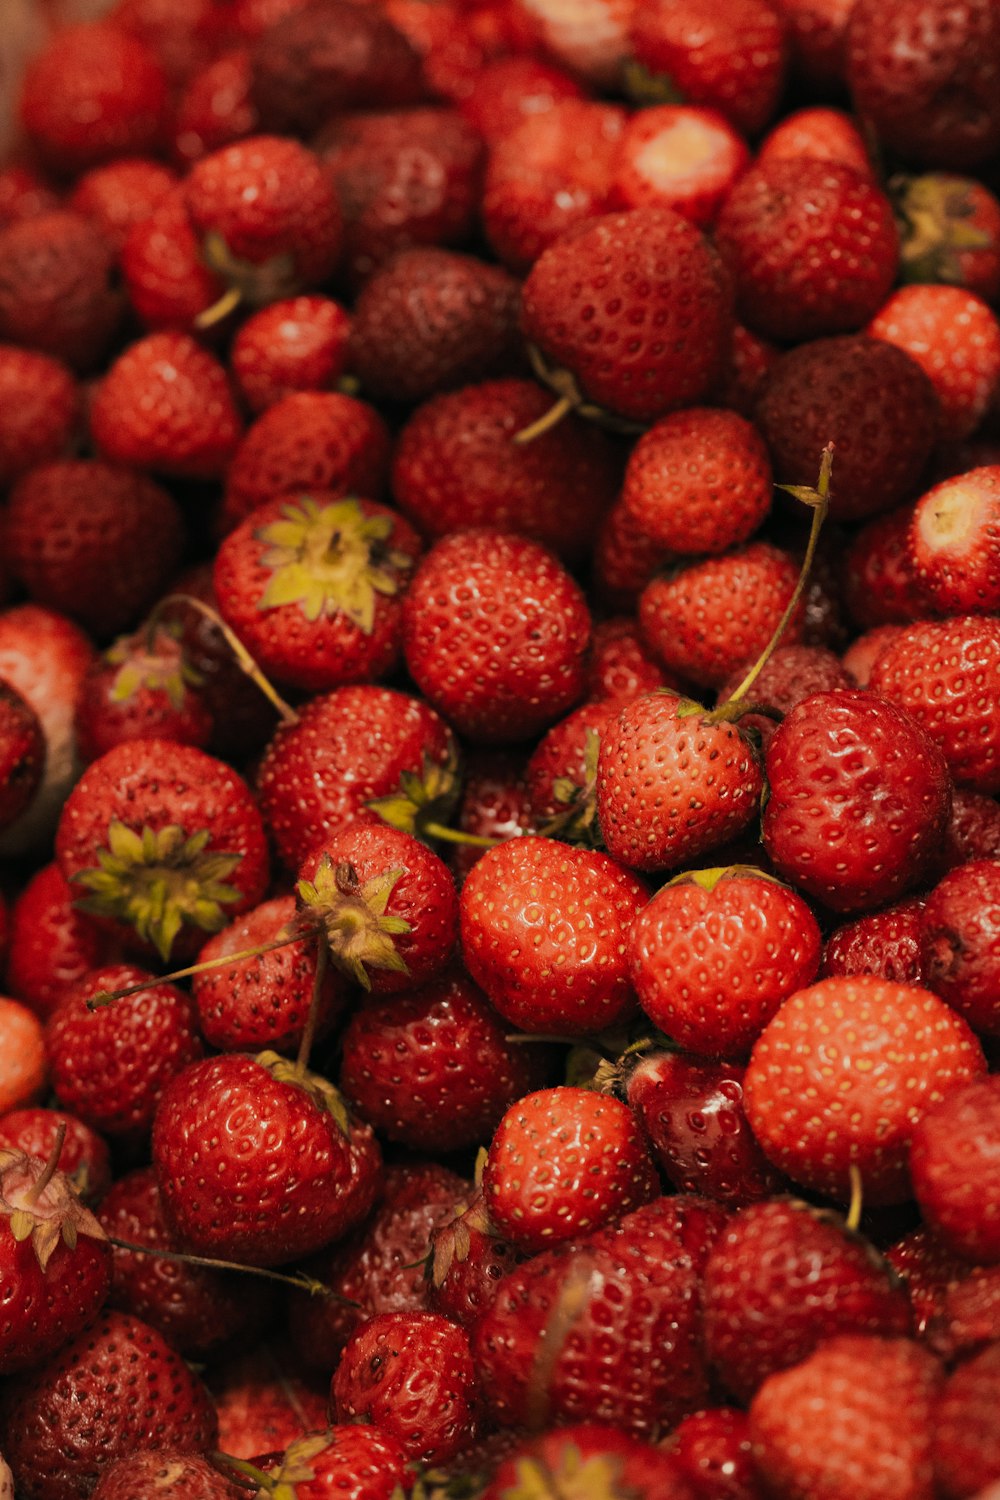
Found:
846,0 -> 1000,169
339,971 -> 549,1152
349,248 -> 522,405
821,897 -> 926,986
152,1052 -> 382,1266
233,1428 -> 409,1500
666,1407 -> 762,1500
842,505 -> 926,630
909,464 -> 1000,614
933,1343 -> 1000,1500
630,868 -> 822,1057
173,48 -> 259,167
0,1309 -> 218,1500
333,1310 -> 479,1465
713,320 -> 782,419
458,54 -> 584,146
402,529 -> 591,743
613,105 -> 751,228
755,336 -> 939,523
523,699 -> 617,844
596,692 -> 764,874
56,739 -> 270,963
74,626 -> 213,765
0,680 -> 44,834
92,333 -> 243,481
934,1264 -> 1000,1360
249,0 -> 424,137
121,186 -> 227,333
5,460 -> 185,641
716,644 -> 852,726
586,617 -> 676,702
317,107 -> 484,289
483,1087 -> 659,1253
391,378 -> 621,563
92,1452 -> 241,1500
193,895 -> 342,1055
482,1424 -> 697,1500
842,624 -> 908,686
756,104 -> 874,176
514,0 -> 634,88
866,285 -> 1000,442
68,157 -> 178,256
703,1198 -> 911,1404
0,346 -> 79,488
221,390 -> 391,534
460,835 -> 648,1035
762,690 -> 953,912
208,1347 -> 329,1462
628,0 -> 787,136
885,1226 -> 970,1340
748,1334 -> 941,1500
715,160 -> 899,342
482,100 -> 628,274
869,615 -> 1000,793
621,407 -> 772,555
0,164 -> 59,229
230,295 -> 352,414
108,0 -> 222,87
214,493 -> 420,694
894,172 -> 1000,304
520,205 -> 733,425
941,787 -> 1000,870
0,1109 -> 111,1205
17,22 -> 169,174
450,751 -> 537,885
0,1143 -> 112,1375
919,860 -> 1000,1033
255,685 -> 455,872
428,1194 -> 523,1327
743,975 -> 987,1203
0,211 -> 124,373
910,1076 -> 1000,1264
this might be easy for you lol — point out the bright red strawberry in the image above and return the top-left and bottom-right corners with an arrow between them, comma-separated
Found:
460,835 -> 648,1035
919,860 -> 1000,1034
68,157 -> 178,256
0,1310 -> 218,1500
748,1334 -> 941,1500
910,1076 -> 1000,1264
715,159 -> 898,342
234,1428 -> 409,1500
333,1310 -> 479,1465
842,624 -> 908,686
866,285 -> 1000,442
520,205 -> 732,424
909,464 -> 1000,614
756,104 -> 874,175
0,1109 -> 110,1205
821,897 -> 926,986
0,1144 -> 111,1375
339,972 -> 549,1152
120,186 -> 227,333
744,975 -> 987,1203
483,1424 -> 697,1500
392,378 -> 620,564
207,1347 -> 329,1462
458,54 -> 584,145
640,543 -> 803,692
5,864 -> 116,1022
869,615 -> 1000,793
91,1451 -> 240,1500
842,505 -> 926,630
703,1199 -> 911,1404
17,22 -> 169,174
483,1087 -> 658,1253
523,699 -> 617,843
402,529 -> 591,743
74,626 -> 212,765
630,868 -> 822,1057
92,332 -> 243,480
667,1407 -> 763,1500
427,1195 -> 523,1328
597,692 -> 764,873
762,690 -> 952,912
230,295 -> 352,413
621,407 -> 771,555
56,739 -> 269,963
221,390 -> 391,533
0,679 -> 44,834
0,211 -> 124,372
755,336 -> 938,523
0,346 -> 78,487
933,1343 -> 1000,1500
846,0 -> 1000,169
152,1052 -> 382,1266
256,685 -> 455,871
894,172 -> 1000,303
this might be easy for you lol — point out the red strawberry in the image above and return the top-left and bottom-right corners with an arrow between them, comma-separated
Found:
756,104 -> 873,175
230,295 -> 352,413
0,211 -> 124,372
402,529 -> 591,743
74,626 -> 213,764
221,390 -> 391,534
755,336 -> 938,523
0,163 -> 59,229
586,617 -> 677,703
458,54 -> 584,146
173,48 -> 259,167
933,1343 -> 1000,1500
846,0 -> 1000,169
482,1424 -> 696,1500
748,1334 -> 941,1500
593,498 -> 676,611
234,1428 -> 409,1500
0,679 -> 44,834
0,1310 -> 218,1500
613,105 -> 750,228
885,1226 -> 970,1340
821,897 -> 926,985
715,160 -> 899,342
842,624 -> 908,686
523,699 -> 617,843
120,186 -> 227,333
56,739 -> 270,963
68,157 -> 178,256
18,22 -> 169,174
152,1052 -> 382,1266
909,464 -> 1000,614
630,868 -> 822,1057
0,346 -> 78,488
910,1076 -> 1000,1264
0,1143 -> 112,1375
0,1109 -> 111,1205
207,1347 -> 329,1462
6,864 -> 114,1021
743,975 -> 987,1203
339,971 -> 549,1153
460,835 -> 648,1035
92,1452 -> 240,1500
427,1195 -> 523,1328
869,615 -> 1000,793
716,644 -> 852,730
483,1087 -> 659,1253
934,1264 -> 1000,1360
450,750 -> 537,885
842,505 -> 926,630
941,787 -> 1000,870
919,860 -> 1000,1034
520,205 -> 733,424
513,0 -> 633,87
667,1407 -> 763,1500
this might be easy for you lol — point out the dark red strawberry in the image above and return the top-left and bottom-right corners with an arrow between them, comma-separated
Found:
0,679 -> 44,834
450,750 -> 537,885
885,1225 -> 970,1340
0,346 -> 79,488
933,1343 -> 1000,1500
910,1076 -> 1000,1264
231,295 -> 351,413
427,1195 -> 523,1328
909,464 -> 1000,614
940,787 -> 1000,870
0,1109 -> 110,1205
4,863 -> 116,1022
173,48 -> 259,167
666,1407 -> 763,1500
0,211 -> 124,373
91,1451 -> 241,1500
593,498 -> 676,611
482,1424 -> 697,1500
716,645 -> 851,734
74,626 -> 213,764
458,53 -> 584,145
919,860 -> 1000,1034
586,617 -> 677,703
842,505 -> 926,630
821,897 -> 926,985
69,157 -> 178,256
0,163 -> 59,229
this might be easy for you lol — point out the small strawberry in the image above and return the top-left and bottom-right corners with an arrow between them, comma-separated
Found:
0,680 -> 44,834
821,897 -> 926,986
230,295 -> 352,414
0,164 -> 59,229
5,864 -> 117,1023
227,1428 -> 409,1500
919,860 -> 1000,1034
0,346 -> 79,488
842,505 -> 926,630
450,751 -> 537,885
941,787 -> 1000,870
0,211 -> 124,373
524,700 -> 616,844
908,464 -> 1000,614
460,835 -> 648,1035
208,1347 -> 329,1463
481,1424 -> 696,1500
68,157 -> 178,256
74,625 -> 213,764
756,105 -> 874,176
667,1407 -> 762,1500
713,320 -> 782,419
428,1194 -> 523,1327
0,1110 -> 110,1206
910,1076 -> 1000,1264
458,54 -> 584,146
743,975 -> 987,1203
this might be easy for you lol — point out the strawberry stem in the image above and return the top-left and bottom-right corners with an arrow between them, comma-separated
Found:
152,593 -> 298,725
105,1235 -> 360,1305
420,820 -> 501,849
23,1122 -> 66,1206
846,1163 -> 863,1233
86,933 -> 301,1009
193,284 -> 243,330
210,1453 -> 276,1491
512,394 -> 574,446
294,934 -> 327,1078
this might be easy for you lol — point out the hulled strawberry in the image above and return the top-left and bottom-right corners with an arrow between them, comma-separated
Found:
908,464 -> 1000,615
613,105 -> 751,228
56,739 -> 269,963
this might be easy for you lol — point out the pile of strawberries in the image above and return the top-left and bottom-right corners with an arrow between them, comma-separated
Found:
0,0 -> 999,1496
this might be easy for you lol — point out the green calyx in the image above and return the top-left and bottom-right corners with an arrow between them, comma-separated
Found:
296,854 -> 411,991
539,728 -> 602,848
256,495 -> 414,630
366,748 -> 462,842
500,1448 -> 640,1500
74,820 -> 243,963
893,172 -> 994,287
254,1048 -> 351,1137
106,624 -> 202,710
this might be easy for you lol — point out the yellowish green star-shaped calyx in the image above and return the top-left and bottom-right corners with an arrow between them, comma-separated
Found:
505,1448 -> 639,1499
106,624 -> 202,711
296,854 -> 411,990
367,748 -> 462,840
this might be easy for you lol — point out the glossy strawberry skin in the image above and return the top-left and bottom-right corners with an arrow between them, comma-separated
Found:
919,860 -> 1000,1034
231,295 -> 352,413
74,637 -> 213,767
910,1077 -> 1000,1265
460,836 -> 648,1035
761,690 -> 953,913
666,1407 -> 763,1500
0,1110 -> 110,1205
90,1451 -> 240,1500
821,897 -> 925,986
255,1427 -> 410,1500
